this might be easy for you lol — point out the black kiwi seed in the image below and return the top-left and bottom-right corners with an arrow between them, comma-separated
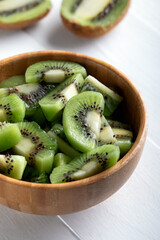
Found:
93,0 -> 119,21
0,1 -> 43,17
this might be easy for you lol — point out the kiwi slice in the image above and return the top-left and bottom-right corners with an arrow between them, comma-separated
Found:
48,130 -> 80,158
61,0 -> 130,37
108,119 -> 133,156
0,154 -> 27,180
39,73 -> 85,121
0,94 -> 25,123
63,91 -> 104,152
0,75 -> 25,88
81,75 -> 123,116
28,107 -> 46,127
0,83 -> 55,117
0,122 -> 22,152
12,122 -> 58,173
98,116 -> 117,145
25,60 -> 87,83
0,0 -> 52,29
51,123 -> 66,139
54,153 -> 71,167
30,172 -> 50,183
50,144 -> 120,183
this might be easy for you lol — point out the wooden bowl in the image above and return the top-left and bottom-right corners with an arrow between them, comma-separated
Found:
61,0 -> 130,38
0,51 -> 148,215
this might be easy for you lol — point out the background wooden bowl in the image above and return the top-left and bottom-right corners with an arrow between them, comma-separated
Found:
0,51 -> 148,215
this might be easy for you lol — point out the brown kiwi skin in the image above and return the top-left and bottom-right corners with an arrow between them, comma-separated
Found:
61,0 -> 130,38
0,9 -> 50,30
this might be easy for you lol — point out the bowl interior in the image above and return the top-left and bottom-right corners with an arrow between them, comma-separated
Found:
0,51 -> 143,140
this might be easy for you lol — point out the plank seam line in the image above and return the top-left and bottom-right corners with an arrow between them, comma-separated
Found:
57,215 -> 81,240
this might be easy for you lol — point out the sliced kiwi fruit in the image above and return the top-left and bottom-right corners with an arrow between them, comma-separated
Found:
22,164 -> 49,183
0,82 -> 55,117
81,75 -> 123,116
30,172 -> 50,183
63,91 -> 104,152
98,116 -> 117,145
50,144 -> 120,183
108,119 -> 133,156
25,60 -> 87,83
0,122 -> 22,152
48,129 -> 80,158
50,123 -> 66,139
22,164 -> 39,180
0,154 -> 27,180
61,0 -> 130,38
39,73 -> 85,121
28,107 -> 46,127
0,94 -> 25,123
0,0 -> 52,30
54,153 -> 71,167
12,121 -> 58,173
0,75 -> 25,88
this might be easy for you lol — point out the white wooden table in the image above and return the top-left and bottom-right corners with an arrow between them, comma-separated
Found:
0,1 -> 160,239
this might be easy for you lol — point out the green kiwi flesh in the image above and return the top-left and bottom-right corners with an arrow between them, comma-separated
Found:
98,116 -> 117,145
61,0 -> 129,27
12,122 -> 58,173
50,123 -> 66,139
39,73 -> 84,121
47,130 -> 80,158
81,75 -> 122,116
26,60 -> 87,83
0,94 -> 25,123
0,0 -> 52,24
63,91 -> 104,152
0,122 -> 22,152
108,119 -> 133,156
50,144 -> 120,183
0,83 -> 55,117
30,172 -> 50,183
22,164 -> 49,183
54,153 -> 71,167
0,154 -> 27,180
0,75 -> 25,88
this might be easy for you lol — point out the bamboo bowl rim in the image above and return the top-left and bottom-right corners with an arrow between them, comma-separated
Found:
0,50 -> 148,190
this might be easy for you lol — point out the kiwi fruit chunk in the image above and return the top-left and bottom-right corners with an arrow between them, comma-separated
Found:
0,122 -> 22,152
0,82 -> 55,117
12,121 -> 58,173
39,73 -> 85,121
0,153 -> 27,180
22,164 -> 49,183
108,119 -> 133,156
30,172 -> 50,183
48,130 -> 80,158
28,107 -> 46,127
81,75 -> 123,116
50,144 -> 120,183
0,75 -> 25,88
0,0 -> 52,30
25,60 -> 87,83
51,123 -> 66,139
98,116 -> 117,145
61,0 -> 130,38
22,164 -> 39,180
63,91 -> 104,152
54,153 -> 71,167
0,94 -> 25,123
